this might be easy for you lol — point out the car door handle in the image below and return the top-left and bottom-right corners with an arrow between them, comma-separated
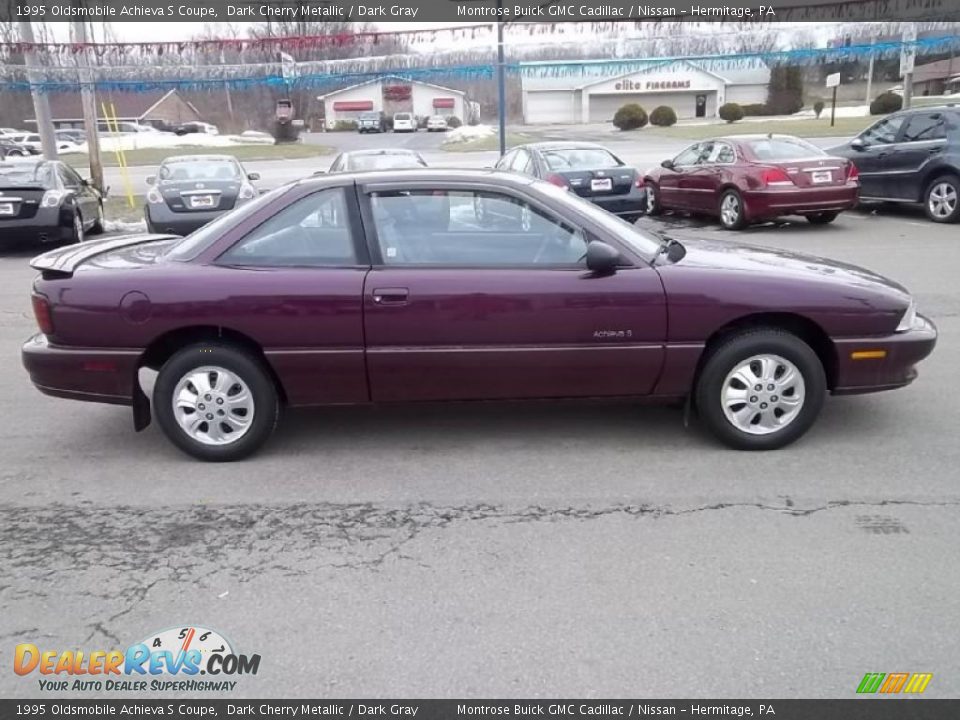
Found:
372,287 -> 409,305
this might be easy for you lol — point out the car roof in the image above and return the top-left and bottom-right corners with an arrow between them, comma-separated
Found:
519,141 -> 612,152
0,159 -> 46,169
161,154 -> 238,163
347,148 -> 420,157
299,168 -> 536,187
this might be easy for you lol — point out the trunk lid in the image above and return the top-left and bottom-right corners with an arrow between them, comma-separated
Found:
0,185 -> 45,219
772,156 -> 851,188
30,234 -> 178,278
158,179 -> 240,213
560,167 -> 637,198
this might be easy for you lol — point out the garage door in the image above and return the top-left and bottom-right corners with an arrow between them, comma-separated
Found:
588,93 -> 701,122
525,91 -> 576,124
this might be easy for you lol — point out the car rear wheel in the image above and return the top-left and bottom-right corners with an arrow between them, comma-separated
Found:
645,182 -> 662,215
719,189 -> 747,230
805,211 -> 839,225
67,211 -> 84,244
924,175 -> 960,223
695,329 -> 826,450
89,202 -> 105,235
154,343 -> 279,462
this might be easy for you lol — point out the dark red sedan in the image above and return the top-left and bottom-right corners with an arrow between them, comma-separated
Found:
22,170 -> 934,461
644,134 -> 860,230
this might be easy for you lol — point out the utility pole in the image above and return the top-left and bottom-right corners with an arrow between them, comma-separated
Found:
901,23 -> 917,110
865,34 -> 877,113
18,21 -> 58,160
496,3 -> 507,157
73,17 -> 103,191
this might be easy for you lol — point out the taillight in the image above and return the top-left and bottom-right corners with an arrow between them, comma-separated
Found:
761,168 -> 793,187
634,174 -> 644,189
32,294 -> 53,335
846,163 -> 860,181
546,173 -> 570,190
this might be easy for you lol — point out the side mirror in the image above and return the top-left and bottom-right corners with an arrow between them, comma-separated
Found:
660,159 -> 675,169
247,172 -> 260,181
146,175 -> 156,185
585,240 -> 621,274
850,138 -> 866,151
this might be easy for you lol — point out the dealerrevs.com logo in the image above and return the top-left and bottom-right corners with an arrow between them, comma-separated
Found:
14,625 -> 261,693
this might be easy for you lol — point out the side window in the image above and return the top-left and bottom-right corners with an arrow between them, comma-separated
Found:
219,188 -> 357,267
860,115 -> 905,145
673,144 -> 701,166
497,149 -> 517,170
902,114 -> 946,142
709,142 -> 736,163
511,150 -> 533,175
329,154 -> 343,172
369,189 -> 588,267
57,166 -> 79,188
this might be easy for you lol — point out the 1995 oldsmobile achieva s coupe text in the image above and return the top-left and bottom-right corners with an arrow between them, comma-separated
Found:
22,170 -> 937,461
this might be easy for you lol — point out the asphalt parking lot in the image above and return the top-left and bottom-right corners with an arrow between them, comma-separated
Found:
1,204 -> 958,698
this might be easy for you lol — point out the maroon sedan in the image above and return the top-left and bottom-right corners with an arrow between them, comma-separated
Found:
644,135 -> 860,230
22,170 -> 934,461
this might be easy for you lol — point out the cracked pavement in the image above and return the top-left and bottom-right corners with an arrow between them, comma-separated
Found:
2,208 -> 960,699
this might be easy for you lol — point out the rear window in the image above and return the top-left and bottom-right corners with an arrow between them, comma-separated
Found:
746,137 -> 825,161
542,148 -> 622,171
351,154 -> 424,171
394,113 -> 411,120
159,159 -> 240,181
0,164 -> 50,186
359,113 -> 380,120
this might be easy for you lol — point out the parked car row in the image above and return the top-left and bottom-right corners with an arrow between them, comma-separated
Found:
355,111 -> 451,134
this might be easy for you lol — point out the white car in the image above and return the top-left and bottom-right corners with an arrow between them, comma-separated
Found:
10,133 -> 81,153
393,113 -> 417,133
426,115 -> 449,132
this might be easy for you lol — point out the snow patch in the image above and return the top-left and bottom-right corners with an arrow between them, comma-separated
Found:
442,125 -> 496,145
104,218 -> 147,234
64,132 -> 276,155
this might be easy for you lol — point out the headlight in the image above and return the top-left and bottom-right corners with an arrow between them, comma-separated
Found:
896,298 -> 918,332
146,188 -> 164,204
41,190 -> 65,207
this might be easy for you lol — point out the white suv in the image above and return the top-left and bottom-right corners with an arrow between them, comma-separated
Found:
393,113 -> 416,133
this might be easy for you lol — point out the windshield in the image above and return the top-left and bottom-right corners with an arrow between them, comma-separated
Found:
746,137 -> 826,161
159,159 -> 241,182
542,148 -> 622,171
165,184 -> 292,261
0,164 -> 50,186
351,154 -> 424,171
534,180 -> 660,258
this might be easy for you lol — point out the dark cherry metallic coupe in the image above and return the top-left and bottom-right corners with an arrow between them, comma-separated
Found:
643,135 -> 860,229
22,170 -> 935,461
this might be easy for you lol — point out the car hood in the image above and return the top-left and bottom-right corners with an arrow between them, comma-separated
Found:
668,236 -> 909,297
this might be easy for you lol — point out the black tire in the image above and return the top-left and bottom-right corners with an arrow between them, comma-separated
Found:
89,202 -> 105,235
644,181 -> 663,215
805,211 -> 839,225
153,343 -> 280,462
718,188 -> 747,230
923,174 -> 960,223
66,210 -> 84,244
695,329 -> 826,451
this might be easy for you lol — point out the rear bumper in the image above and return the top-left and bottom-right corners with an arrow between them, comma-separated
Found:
22,333 -> 139,406
743,184 -> 859,219
831,315 -> 937,395
145,205 -> 224,236
587,186 -> 648,217
0,207 -> 70,244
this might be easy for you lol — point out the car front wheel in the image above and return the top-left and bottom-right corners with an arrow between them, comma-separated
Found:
695,329 -> 826,450
924,175 -> 960,223
154,343 -> 280,461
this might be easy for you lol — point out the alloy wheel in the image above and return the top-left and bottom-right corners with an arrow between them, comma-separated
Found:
646,186 -> 657,213
172,366 -> 255,446
928,181 -> 958,219
721,354 -> 806,435
721,193 -> 741,227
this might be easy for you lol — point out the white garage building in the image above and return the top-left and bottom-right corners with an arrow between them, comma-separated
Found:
521,59 -> 771,124
318,76 -> 466,129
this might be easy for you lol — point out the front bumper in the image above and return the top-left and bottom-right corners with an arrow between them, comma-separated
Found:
743,184 -> 859,219
587,186 -> 648,218
22,333 -> 140,406
831,314 -> 938,395
0,207 -> 70,244
145,204 -> 225,236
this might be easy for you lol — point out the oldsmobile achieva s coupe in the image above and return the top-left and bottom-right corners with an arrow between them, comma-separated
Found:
22,170 -> 936,461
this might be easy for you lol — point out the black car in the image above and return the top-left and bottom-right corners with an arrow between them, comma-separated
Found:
495,142 -> 648,222
145,155 -> 260,235
0,159 -> 103,245
328,149 -> 427,172
357,112 -> 387,133
55,129 -> 87,145
0,137 -> 40,158
830,105 -> 960,223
